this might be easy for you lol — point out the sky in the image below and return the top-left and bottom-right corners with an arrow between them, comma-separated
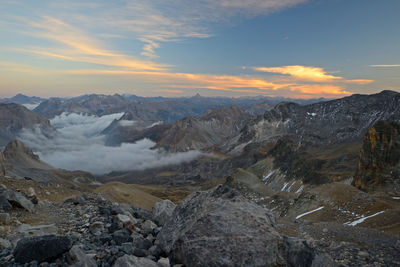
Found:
1,0 -> 400,99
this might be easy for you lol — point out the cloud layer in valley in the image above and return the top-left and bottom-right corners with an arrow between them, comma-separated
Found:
18,112 -> 203,175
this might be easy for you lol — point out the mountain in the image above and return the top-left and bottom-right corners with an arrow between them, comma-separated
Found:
0,103 -> 56,147
1,140 -> 95,184
33,93 -> 326,123
0,94 -> 46,105
240,90 -> 400,147
352,120 -> 400,192
156,106 -> 251,152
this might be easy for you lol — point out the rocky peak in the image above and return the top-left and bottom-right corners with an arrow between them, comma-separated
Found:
3,140 -> 40,162
352,121 -> 400,192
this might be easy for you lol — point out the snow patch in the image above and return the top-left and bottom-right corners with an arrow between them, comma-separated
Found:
296,206 -> 325,220
344,211 -> 385,226
262,171 -> 275,183
295,185 -> 304,194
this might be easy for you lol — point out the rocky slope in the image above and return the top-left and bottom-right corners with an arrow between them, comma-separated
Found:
352,120 -> 400,192
240,90 -> 400,147
156,106 -> 251,152
0,104 -> 55,147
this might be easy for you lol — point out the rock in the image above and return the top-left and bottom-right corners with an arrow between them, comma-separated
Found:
68,245 -> 97,267
0,237 -> 11,249
148,245 -> 163,258
13,235 -> 72,264
0,212 -> 10,224
112,229 -> 133,245
152,200 -> 176,226
0,189 -> 34,212
27,187 -> 38,204
157,257 -> 170,267
141,220 -> 157,236
74,195 -> 87,205
15,224 -> 58,237
358,251 -> 369,258
156,184 -> 317,267
352,121 -> 400,192
0,195 -> 12,211
113,254 -> 158,267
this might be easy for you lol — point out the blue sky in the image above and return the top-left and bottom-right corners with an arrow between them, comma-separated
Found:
1,0 -> 399,98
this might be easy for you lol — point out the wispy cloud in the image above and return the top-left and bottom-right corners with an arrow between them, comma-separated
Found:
19,16 -> 168,71
252,65 -> 342,82
369,64 -> 400,67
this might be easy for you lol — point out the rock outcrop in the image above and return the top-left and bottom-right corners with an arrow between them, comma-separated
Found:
156,184 -> 320,266
0,103 -> 55,146
352,120 -> 400,192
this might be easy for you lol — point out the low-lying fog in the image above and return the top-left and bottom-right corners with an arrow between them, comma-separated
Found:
18,113 -> 203,175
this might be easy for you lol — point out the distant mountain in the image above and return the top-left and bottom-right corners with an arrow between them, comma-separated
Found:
0,103 -> 56,147
0,93 -> 46,104
33,93 -> 328,123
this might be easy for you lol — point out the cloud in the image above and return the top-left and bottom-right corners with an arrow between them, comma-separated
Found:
252,65 -> 342,82
19,16 -> 168,71
344,79 -> 374,85
18,112 -> 203,175
369,64 -> 400,67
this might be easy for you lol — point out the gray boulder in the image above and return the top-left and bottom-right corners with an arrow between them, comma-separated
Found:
152,200 -> 176,226
156,184 -> 318,267
0,189 -> 34,212
13,235 -> 72,264
113,254 -> 158,267
68,245 -> 97,267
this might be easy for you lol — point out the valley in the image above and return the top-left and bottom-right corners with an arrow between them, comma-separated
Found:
0,91 -> 399,266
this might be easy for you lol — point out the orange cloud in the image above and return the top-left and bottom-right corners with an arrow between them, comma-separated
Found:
156,89 -> 184,94
369,64 -> 400,67
23,17 -> 168,71
253,65 -> 342,82
289,84 -> 350,97
345,79 -> 374,85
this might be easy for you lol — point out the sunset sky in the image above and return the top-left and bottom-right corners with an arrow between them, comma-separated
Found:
1,0 -> 399,98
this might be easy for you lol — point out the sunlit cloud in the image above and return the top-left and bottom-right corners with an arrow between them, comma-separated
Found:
20,16 -> 168,71
156,89 -> 184,94
345,79 -> 374,85
369,64 -> 400,67
252,65 -> 342,82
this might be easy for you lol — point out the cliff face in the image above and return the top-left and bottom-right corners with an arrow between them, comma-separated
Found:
352,121 -> 400,191
0,151 -> 6,176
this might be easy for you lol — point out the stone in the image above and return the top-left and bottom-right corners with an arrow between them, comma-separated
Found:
13,235 -> 72,264
148,245 -> 162,258
0,195 -> 12,211
0,212 -> 10,224
0,189 -> 34,212
358,251 -> 369,258
141,220 -> 157,236
0,237 -> 11,249
112,229 -> 133,245
113,255 -> 158,267
156,184 -> 318,267
16,224 -> 58,237
157,257 -> 170,267
152,200 -> 176,226
68,245 -> 97,267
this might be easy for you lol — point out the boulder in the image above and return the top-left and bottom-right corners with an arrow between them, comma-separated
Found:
68,245 -> 97,267
112,229 -> 133,245
0,195 -> 12,211
0,213 -> 10,224
113,255 -> 158,267
0,237 -> 11,250
0,189 -> 34,212
152,200 -> 176,226
156,184 -> 319,267
13,235 -> 72,264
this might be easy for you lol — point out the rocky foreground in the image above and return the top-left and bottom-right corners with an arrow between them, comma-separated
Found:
0,181 -> 399,267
